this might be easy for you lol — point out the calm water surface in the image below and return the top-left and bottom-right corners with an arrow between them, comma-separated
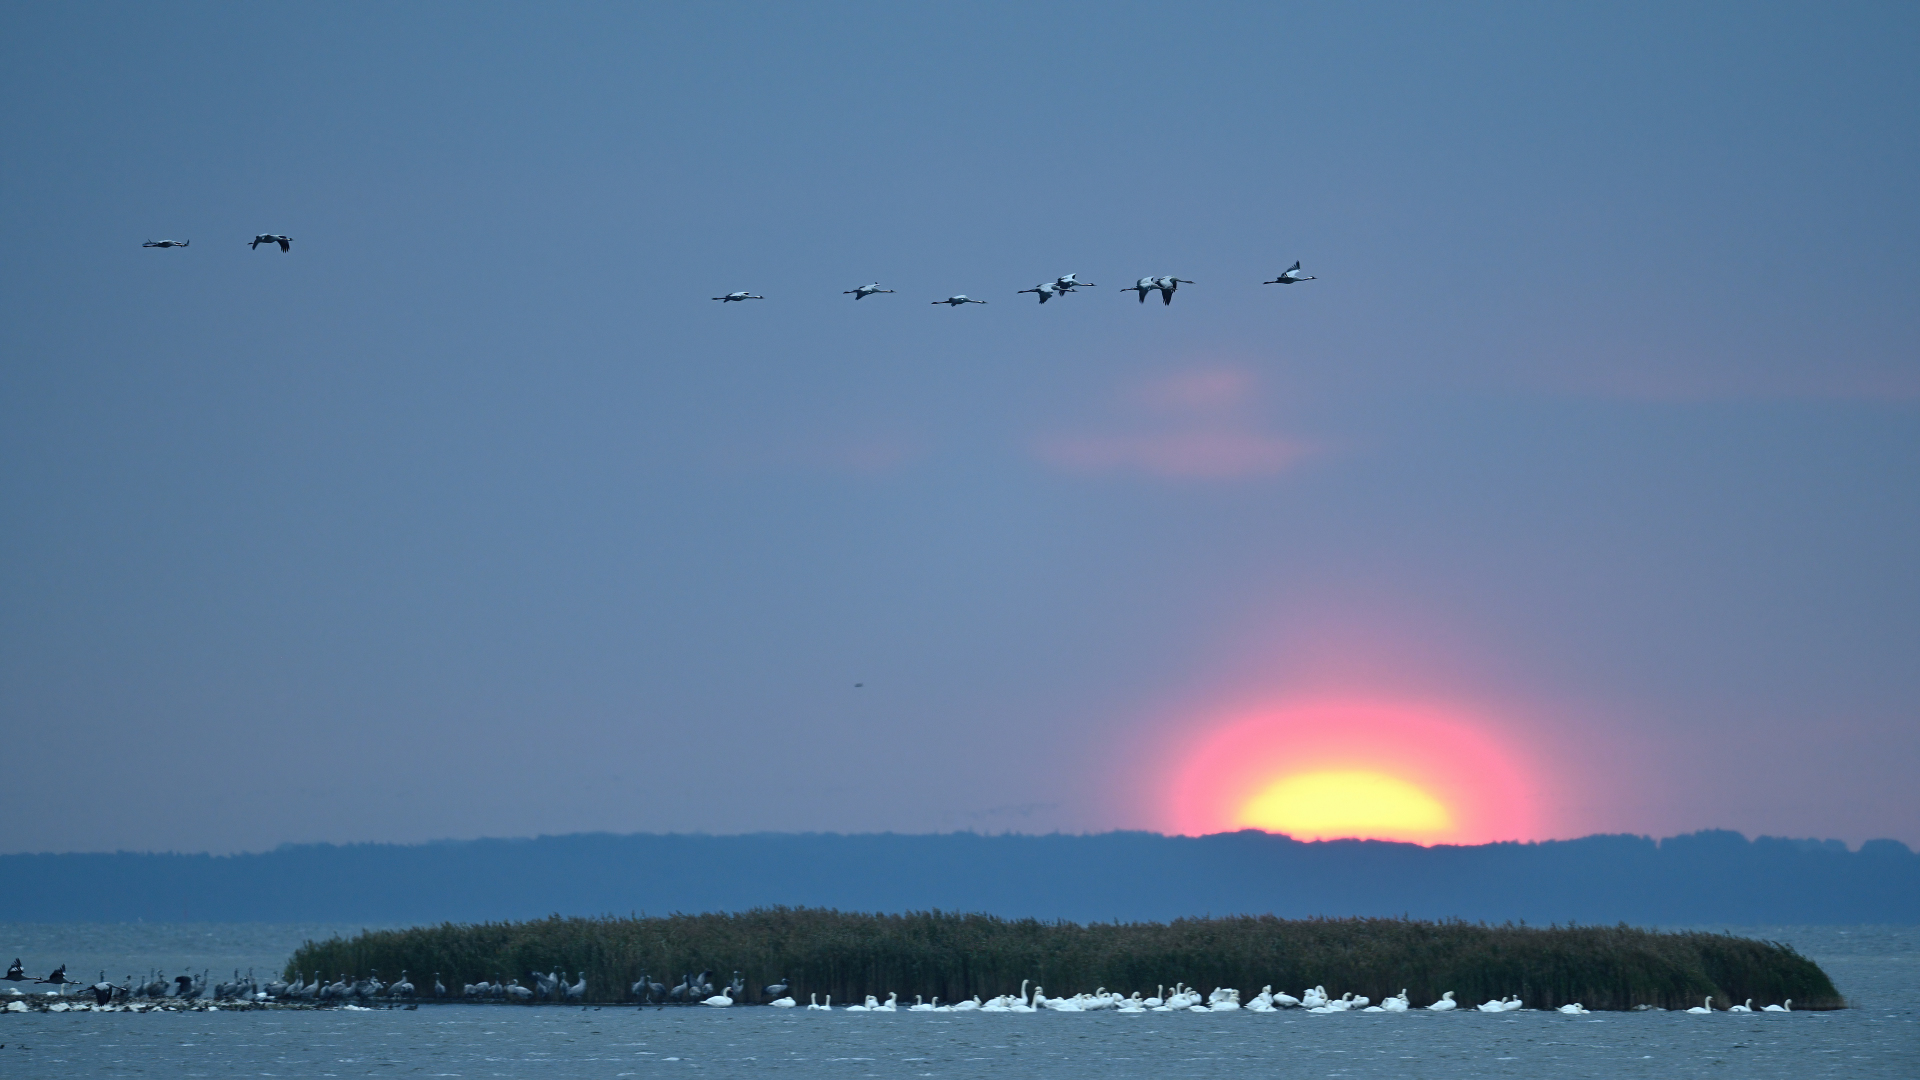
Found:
2,924 -> 1914,1078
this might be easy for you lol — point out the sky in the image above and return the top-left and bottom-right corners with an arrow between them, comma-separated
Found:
2,1 -> 1916,855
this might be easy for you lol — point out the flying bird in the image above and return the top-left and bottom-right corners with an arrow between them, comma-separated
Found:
250,234 -> 293,252
1123,277 -> 1159,303
844,283 -> 895,300
1052,273 -> 1096,291
142,239 -> 189,248
1152,276 -> 1194,305
1264,261 -> 1314,284
712,292 -> 763,302
932,295 -> 987,306
1017,282 -> 1061,304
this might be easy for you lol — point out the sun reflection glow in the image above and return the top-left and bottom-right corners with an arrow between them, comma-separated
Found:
1237,770 -> 1453,840
1164,698 -> 1538,844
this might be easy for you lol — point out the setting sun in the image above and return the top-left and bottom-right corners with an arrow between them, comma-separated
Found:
1162,697 -> 1539,845
1236,770 -> 1452,841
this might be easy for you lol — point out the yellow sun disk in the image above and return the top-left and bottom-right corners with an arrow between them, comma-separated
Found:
1236,771 -> 1453,839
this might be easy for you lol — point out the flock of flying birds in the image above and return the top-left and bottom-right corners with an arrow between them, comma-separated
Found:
721,265 -> 1316,306
138,236 -> 1316,304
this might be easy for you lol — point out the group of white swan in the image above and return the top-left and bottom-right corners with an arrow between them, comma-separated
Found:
712,265 -> 1315,306
716,982 -> 1799,1016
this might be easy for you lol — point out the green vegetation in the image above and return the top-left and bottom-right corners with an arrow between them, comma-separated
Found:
288,909 -> 1841,1010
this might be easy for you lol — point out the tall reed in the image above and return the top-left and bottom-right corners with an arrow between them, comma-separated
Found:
287,909 -> 1840,1010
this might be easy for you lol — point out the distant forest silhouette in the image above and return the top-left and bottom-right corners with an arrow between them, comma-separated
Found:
7,829 -> 1915,924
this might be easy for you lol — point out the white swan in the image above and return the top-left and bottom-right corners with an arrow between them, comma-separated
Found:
1210,988 -> 1241,1011
1301,985 -> 1328,1009
1686,996 -> 1714,1014
1264,261 -> 1313,284
1426,991 -> 1457,1012
1728,998 -> 1752,1012
702,988 -> 734,1007
1476,997 -> 1508,1013
1762,999 -> 1792,1012
770,995 -> 797,1007
873,991 -> 898,1012
1557,1003 -> 1589,1014
1382,990 -> 1410,1012
844,283 -> 894,300
1271,988 -> 1302,1008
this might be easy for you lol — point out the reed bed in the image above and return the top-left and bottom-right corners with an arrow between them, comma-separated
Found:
287,909 -> 1840,1011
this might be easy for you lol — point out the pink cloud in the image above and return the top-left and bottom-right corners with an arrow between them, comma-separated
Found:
1035,365 -> 1313,480
1036,430 -> 1310,478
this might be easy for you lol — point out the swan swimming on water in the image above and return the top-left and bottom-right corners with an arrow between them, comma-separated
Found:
1763,999 -> 1792,1012
1728,998 -> 1753,1012
1427,990 -> 1458,1011
1687,996 -> 1715,1014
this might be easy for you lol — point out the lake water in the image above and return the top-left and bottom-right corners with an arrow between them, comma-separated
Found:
2,923 -> 1914,1078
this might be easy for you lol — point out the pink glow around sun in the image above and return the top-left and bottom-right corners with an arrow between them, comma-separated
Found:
1164,698 -> 1540,844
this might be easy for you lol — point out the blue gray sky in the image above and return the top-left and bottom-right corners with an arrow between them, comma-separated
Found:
3,2 -> 1916,854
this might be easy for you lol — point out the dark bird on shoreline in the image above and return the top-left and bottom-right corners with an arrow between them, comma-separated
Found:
763,976 -> 791,998
250,234 -> 293,252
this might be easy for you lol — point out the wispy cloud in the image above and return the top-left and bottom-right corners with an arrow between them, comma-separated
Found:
1034,367 -> 1313,480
